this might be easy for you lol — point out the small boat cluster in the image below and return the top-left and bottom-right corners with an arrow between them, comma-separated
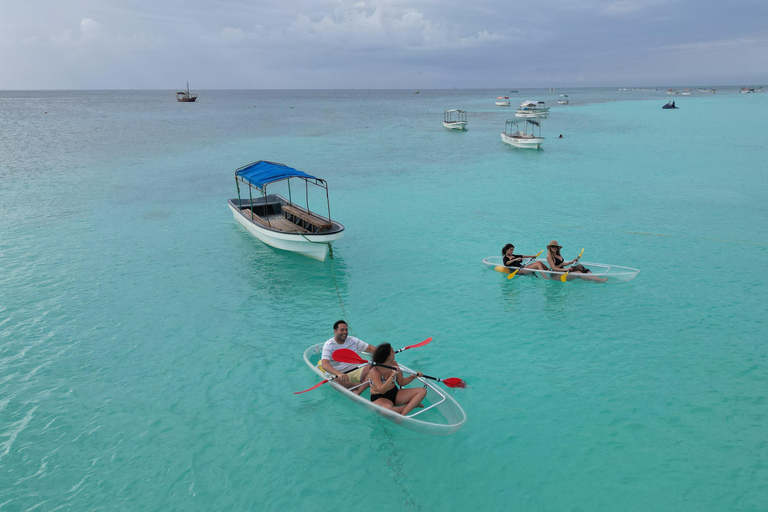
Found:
443,94 -> 566,150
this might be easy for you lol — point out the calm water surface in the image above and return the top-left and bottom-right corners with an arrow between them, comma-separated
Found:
1,88 -> 767,511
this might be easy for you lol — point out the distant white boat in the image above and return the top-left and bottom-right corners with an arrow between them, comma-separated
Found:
699,88 -> 716,93
667,89 -> 679,95
682,89 -> 692,95
501,117 -> 544,149
496,96 -> 510,106
443,109 -> 467,130
557,94 -> 569,105
515,100 -> 549,118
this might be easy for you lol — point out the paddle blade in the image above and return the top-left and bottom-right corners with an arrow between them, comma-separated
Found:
401,337 -> 432,351
560,271 -> 568,282
332,348 -> 367,365
294,379 -> 329,394
507,268 -> 520,279
442,378 -> 466,389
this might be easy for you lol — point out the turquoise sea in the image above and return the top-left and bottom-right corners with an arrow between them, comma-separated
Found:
1,88 -> 767,511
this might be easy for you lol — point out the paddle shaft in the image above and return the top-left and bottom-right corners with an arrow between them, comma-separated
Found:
507,250 -> 544,279
366,361 -> 449,382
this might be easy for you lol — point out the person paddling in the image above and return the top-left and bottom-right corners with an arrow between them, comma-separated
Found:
502,243 -> 548,274
546,240 -> 607,282
319,320 -> 375,395
368,343 -> 427,416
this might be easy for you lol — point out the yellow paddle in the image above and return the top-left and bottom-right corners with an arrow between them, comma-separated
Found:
507,250 -> 544,279
560,248 -> 585,282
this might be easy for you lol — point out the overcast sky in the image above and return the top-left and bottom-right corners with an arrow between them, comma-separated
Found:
2,0 -> 767,89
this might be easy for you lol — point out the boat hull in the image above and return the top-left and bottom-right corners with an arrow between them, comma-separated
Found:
443,121 -> 467,130
501,132 -> 543,149
495,101 -> 510,106
302,344 -> 467,436
515,110 -> 549,118
482,256 -> 640,283
228,202 -> 344,261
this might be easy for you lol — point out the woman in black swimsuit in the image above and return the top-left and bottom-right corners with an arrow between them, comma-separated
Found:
502,243 -> 549,273
546,240 -> 606,281
369,343 -> 427,416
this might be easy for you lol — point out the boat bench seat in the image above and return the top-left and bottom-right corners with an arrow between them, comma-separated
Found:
241,209 -> 309,233
282,204 -> 332,232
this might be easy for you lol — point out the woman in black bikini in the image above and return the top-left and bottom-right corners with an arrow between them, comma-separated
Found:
502,243 -> 549,273
546,240 -> 606,281
369,343 -> 427,416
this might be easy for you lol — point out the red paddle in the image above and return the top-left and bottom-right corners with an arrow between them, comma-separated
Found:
395,337 -> 432,353
332,349 -> 466,389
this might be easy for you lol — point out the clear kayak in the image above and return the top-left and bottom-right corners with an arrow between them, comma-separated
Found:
482,256 -> 640,283
302,344 -> 467,436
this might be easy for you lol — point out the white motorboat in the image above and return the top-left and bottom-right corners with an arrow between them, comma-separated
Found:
699,88 -> 716,93
515,100 -> 549,118
557,94 -> 569,105
443,109 -> 467,130
496,96 -> 511,106
501,117 -> 544,149
682,89 -> 692,95
227,161 -> 344,261
667,89 -> 679,95
301,344 -> 467,436
482,256 -> 640,283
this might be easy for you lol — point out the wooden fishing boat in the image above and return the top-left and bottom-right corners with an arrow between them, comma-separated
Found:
176,82 -> 197,102
302,344 -> 467,436
515,100 -> 549,118
227,161 -> 344,261
501,118 -> 544,149
482,256 -> 640,283
443,109 -> 467,130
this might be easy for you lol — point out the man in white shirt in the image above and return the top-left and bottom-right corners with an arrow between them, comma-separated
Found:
320,320 -> 375,394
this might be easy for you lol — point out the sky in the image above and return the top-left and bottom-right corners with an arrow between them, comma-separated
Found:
1,0 -> 767,89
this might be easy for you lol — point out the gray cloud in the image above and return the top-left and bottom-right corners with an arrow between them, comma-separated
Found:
1,0 -> 766,88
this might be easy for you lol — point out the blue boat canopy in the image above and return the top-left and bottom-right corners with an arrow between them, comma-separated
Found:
235,161 -> 320,189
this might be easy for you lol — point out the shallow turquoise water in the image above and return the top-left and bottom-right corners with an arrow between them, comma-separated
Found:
1,88 -> 767,511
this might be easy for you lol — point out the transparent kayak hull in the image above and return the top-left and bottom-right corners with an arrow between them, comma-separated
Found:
482,256 -> 640,283
302,344 -> 467,436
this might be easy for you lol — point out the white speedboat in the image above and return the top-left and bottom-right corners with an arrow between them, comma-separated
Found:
557,94 -> 569,105
667,89 -> 679,95
515,100 -> 549,118
301,344 -> 467,436
443,109 -> 467,130
227,161 -> 344,261
496,96 -> 511,106
482,256 -> 640,283
682,89 -> 692,95
501,118 -> 544,149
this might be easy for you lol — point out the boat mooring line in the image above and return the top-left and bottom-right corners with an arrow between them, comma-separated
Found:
327,245 -> 349,322
379,422 -> 423,511
298,233 -> 348,321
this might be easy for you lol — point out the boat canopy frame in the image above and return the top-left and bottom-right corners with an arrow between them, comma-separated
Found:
443,109 -> 467,123
234,160 -> 334,229
504,117 -> 542,137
